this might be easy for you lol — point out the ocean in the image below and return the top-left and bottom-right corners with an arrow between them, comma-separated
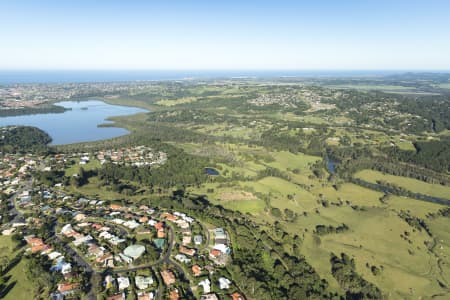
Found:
0,70 -> 409,85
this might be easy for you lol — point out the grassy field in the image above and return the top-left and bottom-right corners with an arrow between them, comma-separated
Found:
191,182 -> 267,214
273,112 -> 329,124
264,176 -> 450,299
311,183 -> 384,207
326,84 -> 414,91
229,172 -> 450,298
396,140 -> 416,151
99,96 -> 156,111
354,169 -> 450,199
299,205 -> 446,299
66,176 -> 147,201
244,177 -> 317,210
155,97 -> 198,106
386,195 -> 445,218
218,199 -> 266,214
267,151 -> 321,171
191,123 -> 258,140
186,145 -> 322,216
65,159 -> 101,177
427,217 -> 450,285
111,105 -> 450,298
0,236 -> 36,300
437,83 -> 450,89
0,235 -> 18,256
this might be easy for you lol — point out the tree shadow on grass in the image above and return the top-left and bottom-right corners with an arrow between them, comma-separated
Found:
13,241 -> 26,252
0,280 -> 17,298
0,255 -> 22,276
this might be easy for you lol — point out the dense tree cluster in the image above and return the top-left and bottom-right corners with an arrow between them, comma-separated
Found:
315,223 -> 349,235
398,210 -> 432,236
145,193 -> 335,299
328,145 -> 450,186
382,138 -> 450,173
0,126 -> 51,153
98,146 -> 210,188
330,253 -> 383,299
0,104 -> 66,117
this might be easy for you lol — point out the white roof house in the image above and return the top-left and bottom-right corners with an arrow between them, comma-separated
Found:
194,235 -> 203,245
214,228 -> 227,240
123,220 -> 140,229
61,262 -> 72,274
117,277 -> 130,290
48,251 -> 62,260
213,243 -> 230,254
175,254 -> 191,264
119,253 -> 133,264
198,278 -> 211,294
73,235 -> 93,246
123,244 -> 145,259
135,276 -> 154,290
218,277 -> 231,289
61,224 -> 73,234
109,236 -> 126,245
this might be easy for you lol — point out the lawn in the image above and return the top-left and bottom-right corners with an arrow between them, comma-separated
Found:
65,177 -> 148,201
190,182 -> 267,214
0,236 -> 37,300
354,169 -> 450,199
243,176 -> 317,211
65,159 -> 101,177
310,183 -> 384,207
219,199 -> 266,214
0,235 -> 18,257
267,151 -> 321,171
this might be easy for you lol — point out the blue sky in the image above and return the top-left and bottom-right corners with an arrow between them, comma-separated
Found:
1,0 -> 449,70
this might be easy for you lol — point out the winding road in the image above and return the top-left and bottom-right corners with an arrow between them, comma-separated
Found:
10,186 -> 197,300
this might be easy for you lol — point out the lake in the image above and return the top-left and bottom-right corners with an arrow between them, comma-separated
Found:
0,100 -> 147,145
325,156 -> 338,174
205,167 -> 220,176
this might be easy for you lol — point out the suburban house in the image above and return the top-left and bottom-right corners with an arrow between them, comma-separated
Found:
135,276 -> 154,290
192,264 -> 202,276
198,278 -> 211,294
179,246 -> 196,256
161,270 -> 176,286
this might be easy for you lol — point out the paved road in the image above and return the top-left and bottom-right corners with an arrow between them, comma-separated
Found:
112,224 -> 193,296
6,180 -> 96,299
152,266 -> 163,300
7,180 -> 31,223
199,222 -> 211,250
113,226 -> 176,273
44,209 -> 197,299
5,178 -> 198,299
50,224 -> 98,300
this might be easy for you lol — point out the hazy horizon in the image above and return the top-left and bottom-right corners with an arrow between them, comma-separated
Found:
2,69 -> 449,85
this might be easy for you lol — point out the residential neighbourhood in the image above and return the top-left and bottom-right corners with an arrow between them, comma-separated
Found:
0,149 -> 245,300
0,82 -> 165,110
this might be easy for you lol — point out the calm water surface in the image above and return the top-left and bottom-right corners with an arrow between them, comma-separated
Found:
0,100 -> 147,145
